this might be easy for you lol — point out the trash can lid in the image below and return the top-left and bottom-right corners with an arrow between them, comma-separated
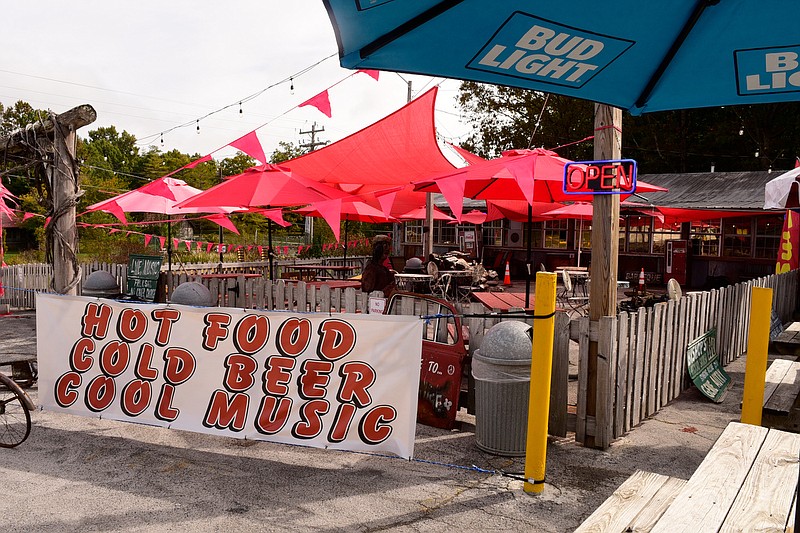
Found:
171,281 -> 213,306
476,320 -> 532,362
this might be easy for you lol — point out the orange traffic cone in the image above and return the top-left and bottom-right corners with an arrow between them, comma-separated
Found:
638,267 -> 646,293
503,261 -> 512,286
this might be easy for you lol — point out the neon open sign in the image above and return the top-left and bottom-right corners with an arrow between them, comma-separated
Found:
563,159 -> 637,195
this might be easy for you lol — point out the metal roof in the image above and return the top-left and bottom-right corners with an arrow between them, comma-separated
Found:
637,171 -> 779,210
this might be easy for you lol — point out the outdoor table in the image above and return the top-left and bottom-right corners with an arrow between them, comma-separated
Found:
562,269 -> 589,296
394,273 -> 433,293
439,270 -> 475,301
291,264 -> 358,281
472,291 -> 534,312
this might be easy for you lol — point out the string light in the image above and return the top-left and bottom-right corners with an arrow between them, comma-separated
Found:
160,133 -> 164,146
290,77 -> 294,94
196,120 -> 200,134
739,126 -> 744,136
755,149 -> 760,158
239,102 -> 243,115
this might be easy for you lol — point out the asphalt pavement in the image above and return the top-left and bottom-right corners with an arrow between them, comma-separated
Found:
0,309 -> 749,532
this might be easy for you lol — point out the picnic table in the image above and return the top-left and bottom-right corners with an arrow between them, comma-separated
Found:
576,421 -> 800,532
472,291 -> 533,312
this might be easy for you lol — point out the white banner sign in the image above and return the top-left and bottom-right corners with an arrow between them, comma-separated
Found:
37,294 -> 422,459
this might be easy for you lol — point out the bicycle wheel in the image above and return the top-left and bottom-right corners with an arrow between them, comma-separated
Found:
0,372 -> 31,448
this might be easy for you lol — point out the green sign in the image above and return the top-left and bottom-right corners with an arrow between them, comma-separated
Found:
126,254 -> 162,302
687,328 -> 730,403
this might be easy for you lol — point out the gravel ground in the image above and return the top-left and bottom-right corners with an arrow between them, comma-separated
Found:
0,310 -> 750,532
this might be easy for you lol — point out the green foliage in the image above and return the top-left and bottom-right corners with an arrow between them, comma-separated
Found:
270,141 -> 307,163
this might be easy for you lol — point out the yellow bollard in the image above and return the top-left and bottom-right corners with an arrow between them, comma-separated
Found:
524,271 -> 557,494
741,286 -> 773,426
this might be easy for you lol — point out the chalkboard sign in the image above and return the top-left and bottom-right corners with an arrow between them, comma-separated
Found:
126,254 -> 162,301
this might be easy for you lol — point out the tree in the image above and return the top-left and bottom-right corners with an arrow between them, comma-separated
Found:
457,82 -> 800,173
270,141 -> 307,164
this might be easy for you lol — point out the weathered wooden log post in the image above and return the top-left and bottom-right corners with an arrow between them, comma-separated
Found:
0,105 -> 97,294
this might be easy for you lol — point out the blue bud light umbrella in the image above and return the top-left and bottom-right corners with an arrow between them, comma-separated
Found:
323,1 -> 800,115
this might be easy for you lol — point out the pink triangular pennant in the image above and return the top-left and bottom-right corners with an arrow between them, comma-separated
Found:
109,228 -> 120,234
437,175 -> 466,221
196,241 -> 203,251
158,236 -> 166,250
184,240 -> 191,251
257,245 -> 263,256
144,234 -> 152,247
357,69 -> 380,81
282,246 -> 288,256
376,191 -> 397,218
229,130 -> 267,164
205,214 -> 240,235
207,242 -> 214,253
260,208 -> 291,228
173,238 -> 180,249
312,198 -> 343,241
247,245 -> 253,252
297,245 -> 304,254
22,212 -> 36,222
299,90 -> 332,118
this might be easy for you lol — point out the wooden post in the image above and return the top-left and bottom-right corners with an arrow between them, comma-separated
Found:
586,104 -> 621,448
0,105 -> 96,295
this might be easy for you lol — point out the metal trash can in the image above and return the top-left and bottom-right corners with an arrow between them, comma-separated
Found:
472,320 -> 533,456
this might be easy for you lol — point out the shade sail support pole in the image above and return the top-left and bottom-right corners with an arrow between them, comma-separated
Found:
525,203 -> 533,307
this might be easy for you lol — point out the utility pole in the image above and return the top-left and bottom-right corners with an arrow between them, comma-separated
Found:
299,122 -> 328,152
300,122 -> 328,244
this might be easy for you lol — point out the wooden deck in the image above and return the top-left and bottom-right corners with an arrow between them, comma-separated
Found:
471,291 -> 534,312
576,422 -> 800,532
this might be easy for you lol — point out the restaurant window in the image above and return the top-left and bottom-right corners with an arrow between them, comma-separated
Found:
574,220 -> 591,251
652,220 -> 682,254
403,220 -> 422,244
722,217 -> 752,257
522,222 -> 544,249
627,215 -> 652,253
754,215 -> 782,259
482,219 -> 504,246
543,219 -> 568,249
433,220 -> 456,245
690,219 -> 721,256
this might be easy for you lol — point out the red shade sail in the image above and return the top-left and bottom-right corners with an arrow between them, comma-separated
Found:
397,205 -> 454,221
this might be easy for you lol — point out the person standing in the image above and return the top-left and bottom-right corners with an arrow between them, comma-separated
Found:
361,235 -> 396,295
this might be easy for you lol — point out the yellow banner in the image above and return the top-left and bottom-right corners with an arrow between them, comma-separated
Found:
776,210 -> 800,274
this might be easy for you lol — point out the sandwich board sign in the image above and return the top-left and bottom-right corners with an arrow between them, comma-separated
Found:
687,328 -> 730,403
126,254 -> 162,301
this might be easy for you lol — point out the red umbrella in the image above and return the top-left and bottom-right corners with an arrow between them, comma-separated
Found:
414,148 -> 667,218
397,205 -> 454,221
177,164 -> 356,280
85,176 -> 239,272
448,209 -> 486,225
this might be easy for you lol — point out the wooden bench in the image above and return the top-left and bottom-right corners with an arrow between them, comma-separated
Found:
773,321 -> 800,356
576,422 -> 800,532
762,359 -> 800,431
574,470 -> 687,532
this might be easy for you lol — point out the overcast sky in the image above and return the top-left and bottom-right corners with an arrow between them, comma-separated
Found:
0,1 -> 470,161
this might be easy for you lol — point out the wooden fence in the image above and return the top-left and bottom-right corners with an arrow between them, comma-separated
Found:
575,269 -> 799,448
4,259 -> 797,447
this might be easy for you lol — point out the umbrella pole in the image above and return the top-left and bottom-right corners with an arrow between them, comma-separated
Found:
343,219 -> 348,265
577,218 -> 583,267
525,204 -> 532,308
167,216 -> 172,272
268,218 -> 274,281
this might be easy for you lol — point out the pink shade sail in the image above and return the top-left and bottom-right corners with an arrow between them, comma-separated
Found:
185,154 -> 213,169
449,209 -> 486,225
297,200 -> 394,241
485,200 -> 565,222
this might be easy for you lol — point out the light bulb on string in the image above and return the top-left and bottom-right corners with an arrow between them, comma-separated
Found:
196,120 -> 200,134
290,77 -> 294,94
160,133 -> 164,146
755,149 -> 760,158
239,102 -> 243,115
739,126 -> 744,136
